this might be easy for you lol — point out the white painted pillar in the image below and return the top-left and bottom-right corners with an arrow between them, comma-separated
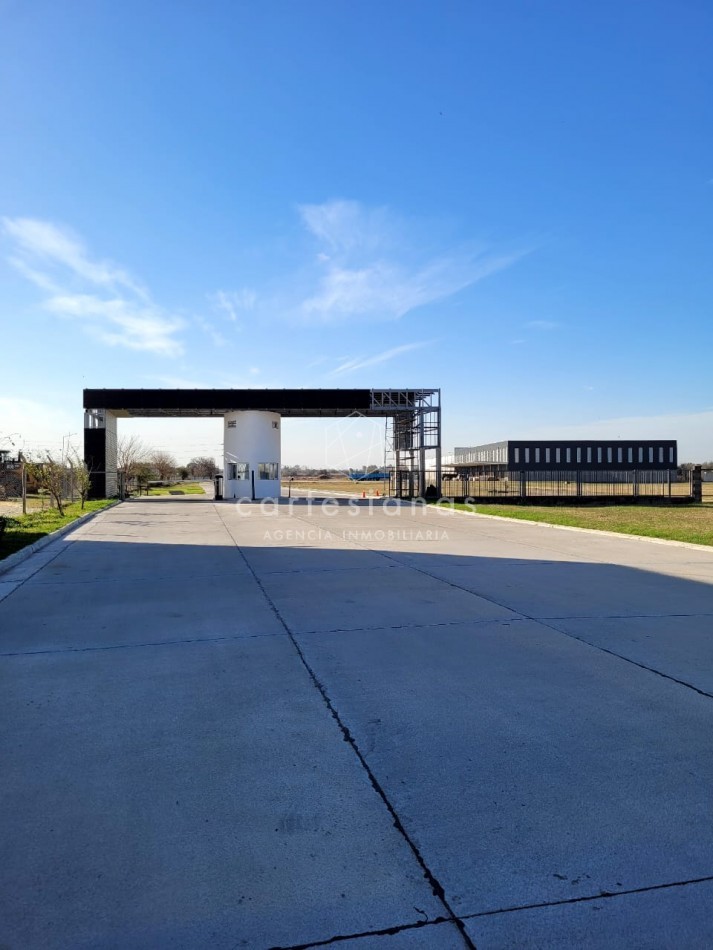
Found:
223,411 -> 281,500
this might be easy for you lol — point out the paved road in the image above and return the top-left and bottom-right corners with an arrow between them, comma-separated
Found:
2,496 -> 713,949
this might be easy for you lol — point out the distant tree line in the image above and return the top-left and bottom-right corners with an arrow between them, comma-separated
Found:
281,464 -> 390,477
679,461 -> 713,472
117,436 -> 218,488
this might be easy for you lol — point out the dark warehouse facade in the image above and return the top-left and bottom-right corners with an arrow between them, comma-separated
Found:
453,440 -> 678,476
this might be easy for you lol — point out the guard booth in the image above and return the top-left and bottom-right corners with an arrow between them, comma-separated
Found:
213,474 -> 223,500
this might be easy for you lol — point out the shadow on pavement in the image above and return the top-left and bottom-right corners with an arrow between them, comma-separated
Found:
1,534 -> 713,949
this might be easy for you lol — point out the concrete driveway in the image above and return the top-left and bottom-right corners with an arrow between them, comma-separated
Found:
2,496 -> 713,949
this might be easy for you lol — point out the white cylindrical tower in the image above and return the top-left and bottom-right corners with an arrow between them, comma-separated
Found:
223,411 -> 281,500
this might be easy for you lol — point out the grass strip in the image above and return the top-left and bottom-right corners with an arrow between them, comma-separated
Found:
0,499 -> 116,561
145,482 -> 206,496
440,502 -> 713,547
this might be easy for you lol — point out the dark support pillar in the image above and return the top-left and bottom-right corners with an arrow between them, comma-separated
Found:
692,465 -> 703,503
520,471 -> 527,500
84,409 -> 118,499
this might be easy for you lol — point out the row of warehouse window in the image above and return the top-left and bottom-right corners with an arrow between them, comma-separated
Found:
227,462 -> 279,480
512,446 -> 675,465
461,448 -> 507,463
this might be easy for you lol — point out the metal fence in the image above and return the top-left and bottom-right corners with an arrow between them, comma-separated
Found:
0,465 -> 25,516
0,463 -> 83,517
391,468 -> 698,503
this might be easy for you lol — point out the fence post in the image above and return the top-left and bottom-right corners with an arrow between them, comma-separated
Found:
633,470 -> 639,498
576,471 -> 582,498
22,464 -> 27,515
520,471 -> 527,500
692,465 -> 703,503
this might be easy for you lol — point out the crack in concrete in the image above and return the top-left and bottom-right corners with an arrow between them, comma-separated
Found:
460,872 -> 713,920
214,506 -> 477,950
268,914 -> 452,949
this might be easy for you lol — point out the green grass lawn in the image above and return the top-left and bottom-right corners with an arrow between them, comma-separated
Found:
0,499 -> 116,561
144,482 -> 206,496
441,502 -> 713,547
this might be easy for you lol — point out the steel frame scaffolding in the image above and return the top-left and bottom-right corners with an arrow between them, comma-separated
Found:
378,389 -> 442,498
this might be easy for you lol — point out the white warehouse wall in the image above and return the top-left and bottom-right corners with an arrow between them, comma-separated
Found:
224,410 -> 281,500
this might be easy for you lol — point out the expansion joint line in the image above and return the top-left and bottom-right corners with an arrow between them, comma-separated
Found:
321,505 -> 713,704
213,506 -> 476,950
535,619 -> 713,701
459,872 -> 713,921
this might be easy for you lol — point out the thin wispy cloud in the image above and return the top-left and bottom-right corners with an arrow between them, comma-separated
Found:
3,217 -> 184,356
328,340 -> 435,377
210,289 -> 256,324
299,200 -> 396,256
208,200 -> 526,328
4,217 -> 147,298
195,315 -> 228,348
44,294 -> 184,356
297,200 -> 525,323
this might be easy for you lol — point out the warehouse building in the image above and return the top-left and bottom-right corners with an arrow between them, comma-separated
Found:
452,440 -> 678,476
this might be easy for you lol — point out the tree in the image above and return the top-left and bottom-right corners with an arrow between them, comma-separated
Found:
150,450 -> 177,482
117,435 -> 148,480
27,452 -> 69,516
177,466 -> 189,481
68,449 -> 92,510
135,462 -> 154,493
187,456 -> 219,479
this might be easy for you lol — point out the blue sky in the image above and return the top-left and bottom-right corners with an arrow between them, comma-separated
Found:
1,0 -> 711,465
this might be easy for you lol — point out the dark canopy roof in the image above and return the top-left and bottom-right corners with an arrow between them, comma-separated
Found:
83,388 -> 435,418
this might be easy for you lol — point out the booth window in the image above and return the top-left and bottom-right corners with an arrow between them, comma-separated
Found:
258,462 -> 278,480
228,462 -> 249,480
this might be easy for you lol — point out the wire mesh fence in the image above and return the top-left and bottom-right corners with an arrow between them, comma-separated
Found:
391,469 -> 698,502
0,463 -> 84,517
0,465 -> 25,517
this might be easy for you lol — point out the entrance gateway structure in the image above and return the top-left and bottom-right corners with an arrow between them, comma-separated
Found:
83,388 -> 441,500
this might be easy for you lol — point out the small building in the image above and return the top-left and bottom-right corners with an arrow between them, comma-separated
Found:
453,440 -> 678,476
0,449 -> 22,470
